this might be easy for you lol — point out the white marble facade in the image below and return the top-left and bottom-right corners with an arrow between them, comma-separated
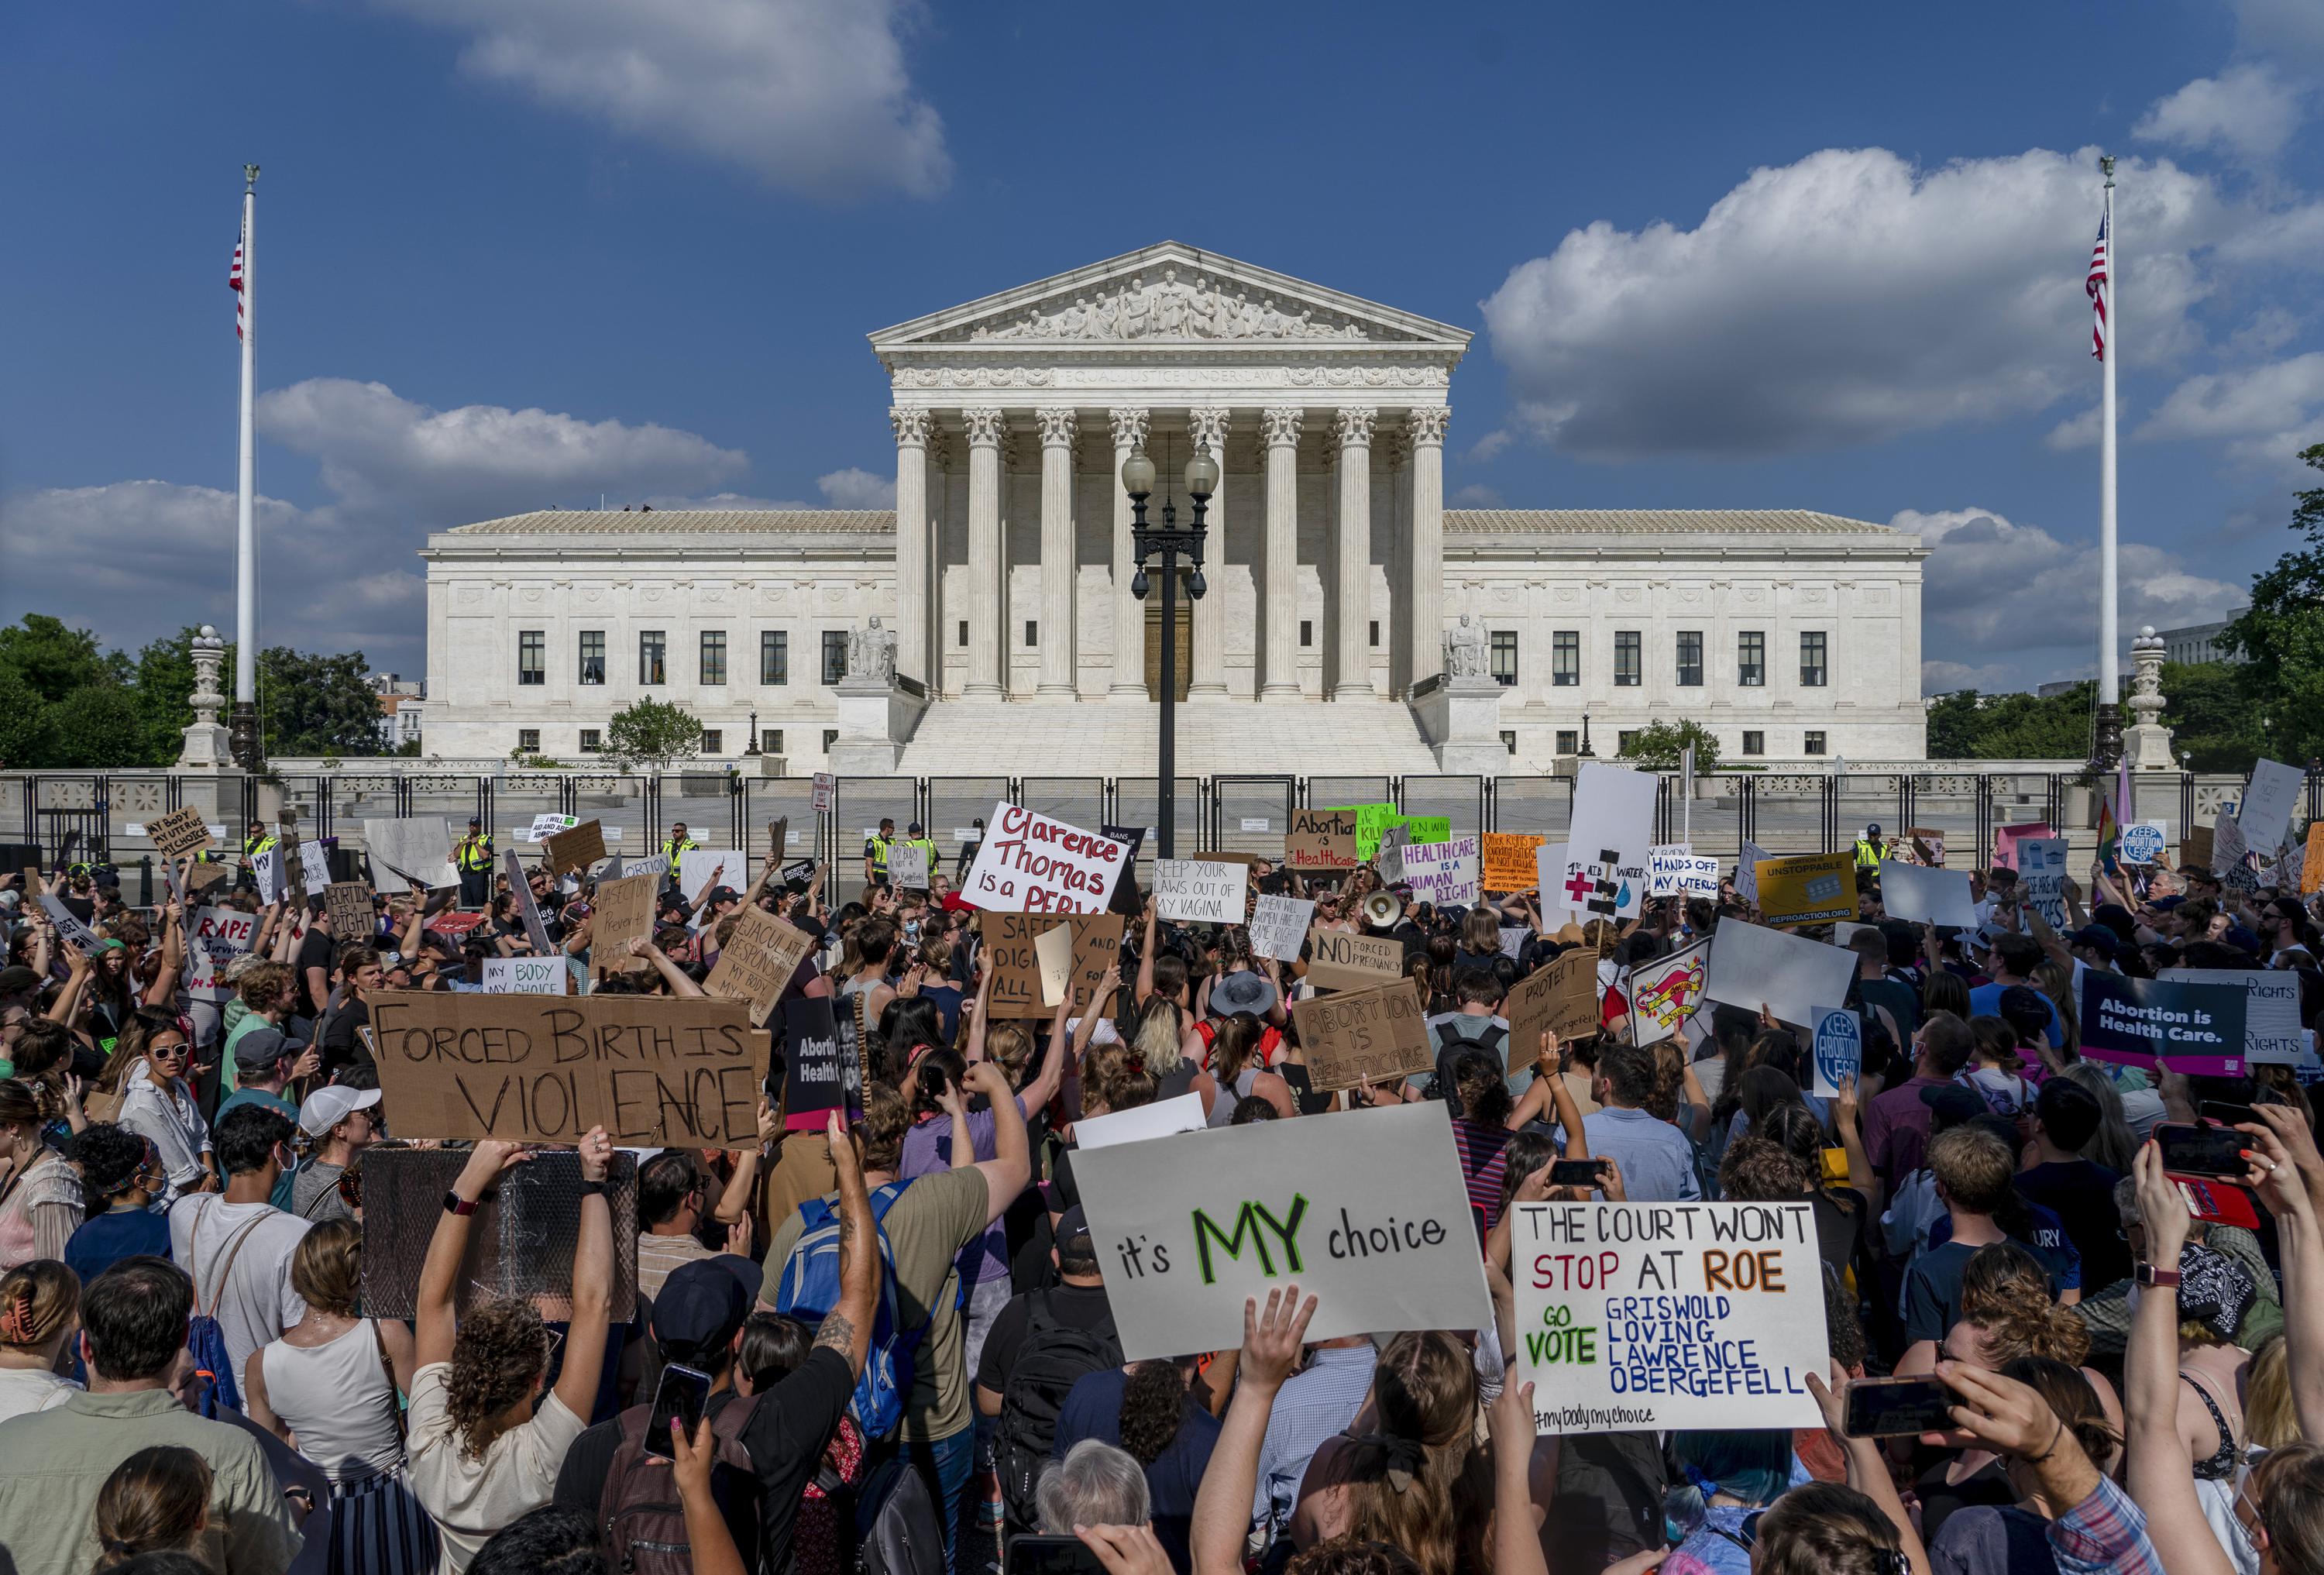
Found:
419,242 -> 1929,769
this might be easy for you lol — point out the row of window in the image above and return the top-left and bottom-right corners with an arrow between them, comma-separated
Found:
519,631 -> 847,689
1488,629 -> 1825,689
1501,728 -> 1831,758
514,727 -> 842,758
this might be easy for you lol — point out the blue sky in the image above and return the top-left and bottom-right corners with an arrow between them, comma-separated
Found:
5,0 -> 2321,691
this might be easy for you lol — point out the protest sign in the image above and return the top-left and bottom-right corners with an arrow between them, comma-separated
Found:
543,820 -> 605,876
1401,836 -> 1482,906
1507,946 -> 1601,1050
482,957 -> 568,996
1752,851 -> 1855,927
186,906 -> 258,1002
2080,971 -> 2247,1076
2243,758 -> 2303,853
1627,939 -> 1709,1047
363,817 -> 456,895
1551,765 -> 1656,921
1305,927 -> 1404,993
146,805 -> 212,861
1035,921 -> 1074,1006
590,872 -> 659,976
677,848 -> 744,899
781,996 -> 861,1132
810,772 -> 835,813
325,882 -> 376,944
2016,837 -> 2069,928
1072,1100 -> 1494,1360
1247,894 -> 1314,962
1154,859 -> 1250,923
1702,921 -> 1855,1028
501,851 -> 555,958
1877,861 -> 1981,929
1284,809 -> 1360,872
1810,1006 -> 1861,1096
985,911 -> 1128,1018
887,843 -> 930,889
1482,834 -> 1544,893
1647,844 -> 1719,900
1074,1092 -> 1205,1150
370,991 -> 759,1145
1292,978 -> 1432,1092
1510,1201 -> 1827,1435
2161,967 -> 2305,1064
40,894 -> 102,952
2123,823 -> 2168,866
1993,822 -> 2054,870
961,801 -> 1131,914
524,813 -> 579,843
704,906 -> 818,1026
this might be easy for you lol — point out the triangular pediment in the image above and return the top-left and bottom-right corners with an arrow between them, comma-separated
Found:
868,241 -> 1471,352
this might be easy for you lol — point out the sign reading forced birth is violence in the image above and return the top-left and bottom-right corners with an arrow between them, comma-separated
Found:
1071,1100 -> 1495,1360
370,991 -> 761,1147
1511,1200 -> 1827,1436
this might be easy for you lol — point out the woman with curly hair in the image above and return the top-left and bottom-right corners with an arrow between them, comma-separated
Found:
407,1129 -> 613,1573
1288,1330 -> 1486,1575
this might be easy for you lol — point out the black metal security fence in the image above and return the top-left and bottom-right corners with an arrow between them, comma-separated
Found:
6,767 -> 2312,887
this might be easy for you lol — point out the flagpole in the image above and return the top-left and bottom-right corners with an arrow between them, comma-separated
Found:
229,163 -> 261,769
2092,154 -> 2123,770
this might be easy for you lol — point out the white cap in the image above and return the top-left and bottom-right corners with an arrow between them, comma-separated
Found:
299,1084 -> 381,1138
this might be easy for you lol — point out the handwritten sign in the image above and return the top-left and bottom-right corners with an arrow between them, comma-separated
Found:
147,805 -> 213,861
1810,1005 -> 1861,1096
369,991 -> 760,1145
2080,971 -> 2247,1077
2123,822 -> 2168,866
325,882 -> 376,944
985,912 -> 1127,1019
1511,1201 -> 1827,1434
1305,927 -> 1404,993
1508,946 -> 1600,1051
961,801 -> 1129,914
704,906 -> 818,1027
187,906 -> 259,1002
1627,939 -> 1709,1047
1154,859 -> 1250,924
1402,836 -> 1482,906
1284,809 -> 1360,872
782,996 -> 860,1132
590,872 -> 660,977
1481,834 -> 1545,893
1647,844 -> 1719,900
543,820 -> 606,876
482,957 -> 569,996
1752,851 -> 1855,927
1247,894 -> 1315,962
1071,1101 -> 1494,1360
887,844 -> 930,889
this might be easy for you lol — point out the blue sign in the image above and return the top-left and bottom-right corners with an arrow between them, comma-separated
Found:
1810,1004 -> 1862,1096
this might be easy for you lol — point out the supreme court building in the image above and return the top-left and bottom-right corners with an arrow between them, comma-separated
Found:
421,242 -> 1928,774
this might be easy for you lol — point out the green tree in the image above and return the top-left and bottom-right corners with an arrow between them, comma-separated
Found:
603,697 -> 702,773
2220,442 -> 2324,766
258,647 -> 381,756
1614,719 -> 1722,772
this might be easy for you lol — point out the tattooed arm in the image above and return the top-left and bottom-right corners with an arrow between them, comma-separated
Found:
814,1109 -> 881,1378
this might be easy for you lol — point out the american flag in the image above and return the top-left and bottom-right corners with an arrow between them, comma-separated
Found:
230,227 -> 246,341
2085,208 -> 2108,361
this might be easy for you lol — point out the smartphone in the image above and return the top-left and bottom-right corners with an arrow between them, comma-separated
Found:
2201,1101 -> 2260,1132
1841,1376 -> 1958,1438
1006,1535 -> 1108,1575
1548,1159 -> 1607,1188
2157,1122 -> 2249,1181
643,1364 -> 713,1461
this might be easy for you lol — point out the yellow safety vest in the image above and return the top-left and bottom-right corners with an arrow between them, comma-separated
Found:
456,834 -> 495,872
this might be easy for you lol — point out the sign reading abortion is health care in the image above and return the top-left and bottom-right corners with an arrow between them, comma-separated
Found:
1511,1200 -> 1827,1436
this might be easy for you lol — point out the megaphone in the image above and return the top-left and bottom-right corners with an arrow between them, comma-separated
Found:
1362,889 -> 1404,929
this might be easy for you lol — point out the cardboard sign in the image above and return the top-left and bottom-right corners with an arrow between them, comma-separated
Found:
482,956 -> 569,995
961,801 -> 1131,914
1074,1092 -> 1205,1150
1071,1101 -> 1495,1360
2161,967 -> 2305,1065
325,882 -> 376,944
2123,823 -> 2167,866
1552,764 -> 1656,922
810,772 -> 835,813
591,872 -> 660,976
1810,1005 -> 1861,1096
1402,836 -> 1482,906
704,906 -> 818,1027
1879,860 -> 1980,929
1482,834 -> 1545,893
1702,921 -> 1855,1028
187,906 -> 259,1002
2080,971 -> 2247,1077
1305,927 -> 1404,993
985,911 -> 1128,1019
147,805 -> 213,861
677,848 -> 744,899
1511,1201 -> 1827,1435
364,817 -> 457,895
1035,921 -> 1075,1006
1648,844 -> 1720,900
1284,809 -> 1360,872
369,990 -> 759,1145
40,893 -> 103,952
1753,851 -> 1855,927
1627,939 -> 1710,1047
1155,859 -> 1250,924
1292,978 -> 1432,1092
544,820 -> 606,876
1507,946 -> 1602,1050
782,996 -> 861,1132
888,844 -> 931,889
2243,758 -> 2304,854
1248,894 -> 1315,962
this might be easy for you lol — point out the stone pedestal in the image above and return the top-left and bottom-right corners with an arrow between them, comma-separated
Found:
829,675 -> 930,775
1410,673 -> 1508,775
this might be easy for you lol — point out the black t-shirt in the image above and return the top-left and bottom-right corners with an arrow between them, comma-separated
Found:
294,930 -> 336,1017
975,1284 -> 1116,1397
740,1345 -> 856,1575
554,1388 -> 761,1566
2018,1159 -> 2130,1292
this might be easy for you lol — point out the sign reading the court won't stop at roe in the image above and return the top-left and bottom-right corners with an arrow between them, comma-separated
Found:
1511,1200 -> 1827,1436
369,991 -> 761,1147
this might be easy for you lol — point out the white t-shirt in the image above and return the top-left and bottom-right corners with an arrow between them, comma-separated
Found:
0,1367 -> 79,1423
168,1195 -> 314,1384
405,1361 -> 588,1573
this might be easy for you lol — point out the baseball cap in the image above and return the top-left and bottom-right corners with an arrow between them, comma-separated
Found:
1920,1083 -> 1988,1128
650,1259 -> 749,1362
298,1084 -> 381,1138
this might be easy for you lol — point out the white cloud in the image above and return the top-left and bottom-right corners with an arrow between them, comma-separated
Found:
1477,146 -> 2236,460
816,467 -> 896,508
2133,64 -> 2305,160
373,0 -> 949,199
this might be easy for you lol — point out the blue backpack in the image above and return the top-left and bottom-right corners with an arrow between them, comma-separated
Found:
187,1202 -> 267,1415
775,1179 -> 922,1442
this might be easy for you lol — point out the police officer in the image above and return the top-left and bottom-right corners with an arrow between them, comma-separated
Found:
863,817 -> 896,886
455,817 -> 495,907
1852,822 -> 1885,871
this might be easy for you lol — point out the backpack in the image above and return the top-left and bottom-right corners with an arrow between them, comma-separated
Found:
993,1291 -> 1124,1531
187,1198 -> 267,1416
775,1180 -> 922,1441
597,1397 -> 755,1575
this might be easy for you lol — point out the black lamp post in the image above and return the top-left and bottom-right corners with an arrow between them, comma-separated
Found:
1122,442 -> 1217,858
